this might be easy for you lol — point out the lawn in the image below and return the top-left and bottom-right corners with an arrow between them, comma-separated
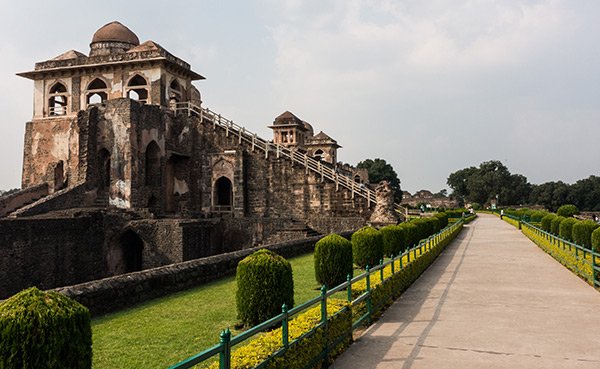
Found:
92,252 -> 321,369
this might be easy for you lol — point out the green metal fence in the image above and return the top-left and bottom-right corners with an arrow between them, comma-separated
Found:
168,220 -> 464,369
520,221 -> 600,288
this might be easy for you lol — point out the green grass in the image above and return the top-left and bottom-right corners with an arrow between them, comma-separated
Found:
92,252 -> 321,369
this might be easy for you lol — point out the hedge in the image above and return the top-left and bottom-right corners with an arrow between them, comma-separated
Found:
540,214 -> 557,232
399,222 -> 418,248
351,226 -> 383,268
379,225 -> 406,258
592,228 -> 600,253
0,287 -> 92,369
556,204 -> 579,218
314,234 -> 353,288
236,249 -> 294,327
551,216 -> 565,235
572,220 -> 599,250
559,218 -> 577,242
530,210 -> 549,223
209,299 -> 351,369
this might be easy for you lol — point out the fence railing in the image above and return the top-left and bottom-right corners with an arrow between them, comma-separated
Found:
173,102 -> 406,214
507,219 -> 599,288
168,219 -> 463,369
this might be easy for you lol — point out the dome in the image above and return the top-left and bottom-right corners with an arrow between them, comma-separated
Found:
91,21 -> 140,46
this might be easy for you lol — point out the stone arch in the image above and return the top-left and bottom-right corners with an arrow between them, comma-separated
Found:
169,79 -> 183,102
145,141 -> 161,186
354,174 -> 361,183
126,74 -> 148,103
86,77 -> 108,105
119,230 -> 144,273
214,176 -> 233,211
48,81 -> 68,116
313,149 -> 324,161
98,148 -> 111,189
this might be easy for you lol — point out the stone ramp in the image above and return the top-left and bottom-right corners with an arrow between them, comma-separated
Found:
331,213 -> 600,369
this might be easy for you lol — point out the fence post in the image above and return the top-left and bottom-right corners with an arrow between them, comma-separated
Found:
320,285 -> 329,367
380,259 -> 384,282
593,252 -> 597,287
219,328 -> 231,369
346,274 -> 352,302
366,266 -> 372,324
391,254 -> 395,275
282,304 -> 289,348
399,252 -> 403,269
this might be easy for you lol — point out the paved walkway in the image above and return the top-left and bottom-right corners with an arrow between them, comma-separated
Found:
331,213 -> 600,369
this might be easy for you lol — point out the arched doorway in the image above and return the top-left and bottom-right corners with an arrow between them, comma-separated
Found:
145,141 -> 161,186
354,174 -> 361,183
98,149 -> 111,189
313,149 -> 324,161
214,176 -> 233,211
120,230 -> 144,272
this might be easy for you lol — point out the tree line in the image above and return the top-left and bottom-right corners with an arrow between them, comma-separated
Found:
447,160 -> 599,211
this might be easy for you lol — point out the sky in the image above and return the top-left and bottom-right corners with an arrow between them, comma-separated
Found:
0,0 -> 599,193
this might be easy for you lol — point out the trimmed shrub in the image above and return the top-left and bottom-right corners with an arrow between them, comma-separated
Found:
0,287 -> 92,369
530,210 -> 549,223
400,222 -> 418,249
541,214 -> 556,232
572,220 -> 600,249
434,212 -> 449,230
380,225 -> 407,258
592,227 -> 600,253
351,226 -> 383,269
551,216 -> 565,235
556,204 -> 579,218
410,218 -> 433,242
314,234 -> 353,288
559,218 -> 577,242
236,249 -> 294,327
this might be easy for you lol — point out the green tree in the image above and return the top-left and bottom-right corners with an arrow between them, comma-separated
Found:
357,158 -> 402,201
447,160 -> 530,206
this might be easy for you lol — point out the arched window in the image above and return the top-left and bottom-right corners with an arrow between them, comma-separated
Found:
86,78 -> 108,106
214,176 -> 233,211
120,230 -> 144,272
313,149 -> 324,161
48,82 -> 68,116
169,79 -> 183,102
145,141 -> 161,186
126,74 -> 149,103
354,174 -> 361,183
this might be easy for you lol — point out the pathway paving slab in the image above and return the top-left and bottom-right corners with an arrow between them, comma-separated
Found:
331,214 -> 600,369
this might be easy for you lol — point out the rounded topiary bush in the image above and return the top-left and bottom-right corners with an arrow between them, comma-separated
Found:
559,217 -> 577,242
314,234 -> 353,288
0,287 -> 92,369
380,225 -> 406,257
572,220 -> 600,250
592,227 -> 600,253
556,204 -> 579,218
530,210 -> 548,223
551,216 -> 565,235
541,214 -> 556,232
236,249 -> 294,327
351,226 -> 383,269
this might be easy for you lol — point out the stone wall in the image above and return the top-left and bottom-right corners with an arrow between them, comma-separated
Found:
0,214 -> 106,299
55,231 -> 353,316
0,183 -> 49,217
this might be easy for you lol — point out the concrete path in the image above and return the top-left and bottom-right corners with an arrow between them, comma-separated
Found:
331,213 -> 600,369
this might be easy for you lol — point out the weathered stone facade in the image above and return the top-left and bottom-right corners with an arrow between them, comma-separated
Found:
0,21 -> 374,298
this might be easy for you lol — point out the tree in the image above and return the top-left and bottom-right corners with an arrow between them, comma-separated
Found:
357,158 -> 402,202
447,160 -> 531,206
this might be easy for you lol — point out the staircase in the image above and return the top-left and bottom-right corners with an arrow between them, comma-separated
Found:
93,189 -> 109,207
175,102 -> 407,214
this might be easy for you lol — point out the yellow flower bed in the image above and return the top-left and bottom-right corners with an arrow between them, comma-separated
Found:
522,225 -> 593,283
